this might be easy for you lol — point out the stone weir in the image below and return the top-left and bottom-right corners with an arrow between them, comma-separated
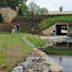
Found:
12,48 -> 63,72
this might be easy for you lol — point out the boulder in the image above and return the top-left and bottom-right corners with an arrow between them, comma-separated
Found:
0,7 -> 17,23
32,48 -> 46,57
50,64 -> 63,72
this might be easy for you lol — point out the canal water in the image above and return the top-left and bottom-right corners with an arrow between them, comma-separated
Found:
50,55 -> 72,72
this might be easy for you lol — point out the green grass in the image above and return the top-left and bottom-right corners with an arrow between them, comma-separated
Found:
39,15 -> 72,29
43,47 -> 72,56
0,33 -> 33,72
22,34 -> 46,48
0,33 -> 45,72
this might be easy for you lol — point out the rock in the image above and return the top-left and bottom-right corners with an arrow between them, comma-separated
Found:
50,64 -> 63,72
32,48 -> 46,57
12,49 -> 63,72
27,57 -> 51,72
19,61 -> 32,70
28,69 -> 33,72
0,7 -> 17,23
12,66 -> 23,72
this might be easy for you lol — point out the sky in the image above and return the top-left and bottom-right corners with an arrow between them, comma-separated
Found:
26,0 -> 72,11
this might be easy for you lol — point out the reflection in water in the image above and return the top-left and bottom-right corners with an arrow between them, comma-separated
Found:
49,55 -> 72,72
59,56 -> 62,62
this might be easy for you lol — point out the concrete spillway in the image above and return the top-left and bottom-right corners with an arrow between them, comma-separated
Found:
41,36 -> 69,42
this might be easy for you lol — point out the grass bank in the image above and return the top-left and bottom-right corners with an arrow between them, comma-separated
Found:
23,34 -> 46,48
39,15 -> 72,30
43,47 -> 72,56
0,33 -> 45,72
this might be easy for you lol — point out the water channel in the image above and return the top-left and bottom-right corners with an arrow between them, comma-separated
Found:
50,55 -> 72,72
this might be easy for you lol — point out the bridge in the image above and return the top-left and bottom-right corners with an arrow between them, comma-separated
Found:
46,11 -> 72,15
0,7 -> 72,33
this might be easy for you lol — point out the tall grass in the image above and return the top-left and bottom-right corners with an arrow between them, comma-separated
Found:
22,33 -> 46,48
0,33 -> 45,72
0,33 -> 32,72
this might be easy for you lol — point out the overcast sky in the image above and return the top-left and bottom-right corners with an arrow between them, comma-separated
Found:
26,0 -> 72,11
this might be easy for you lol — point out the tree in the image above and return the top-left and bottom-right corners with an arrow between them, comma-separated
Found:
28,2 -> 38,14
40,7 -> 48,15
0,0 -> 20,9
27,2 -> 48,15
0,0 -> 7,7
0,0 -> 28,15
18,0 -> 28,15
0,0 -> 27,9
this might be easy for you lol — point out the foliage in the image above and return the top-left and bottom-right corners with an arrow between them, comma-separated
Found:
39,7 -> 48,15
0,0 -> 7,6
19,0 -> 28,15
0,0 -> 28,15
0,0 -> 19,7
27,2 -> 48,15
28,2 -> 38,14
39,15 -> 72,30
